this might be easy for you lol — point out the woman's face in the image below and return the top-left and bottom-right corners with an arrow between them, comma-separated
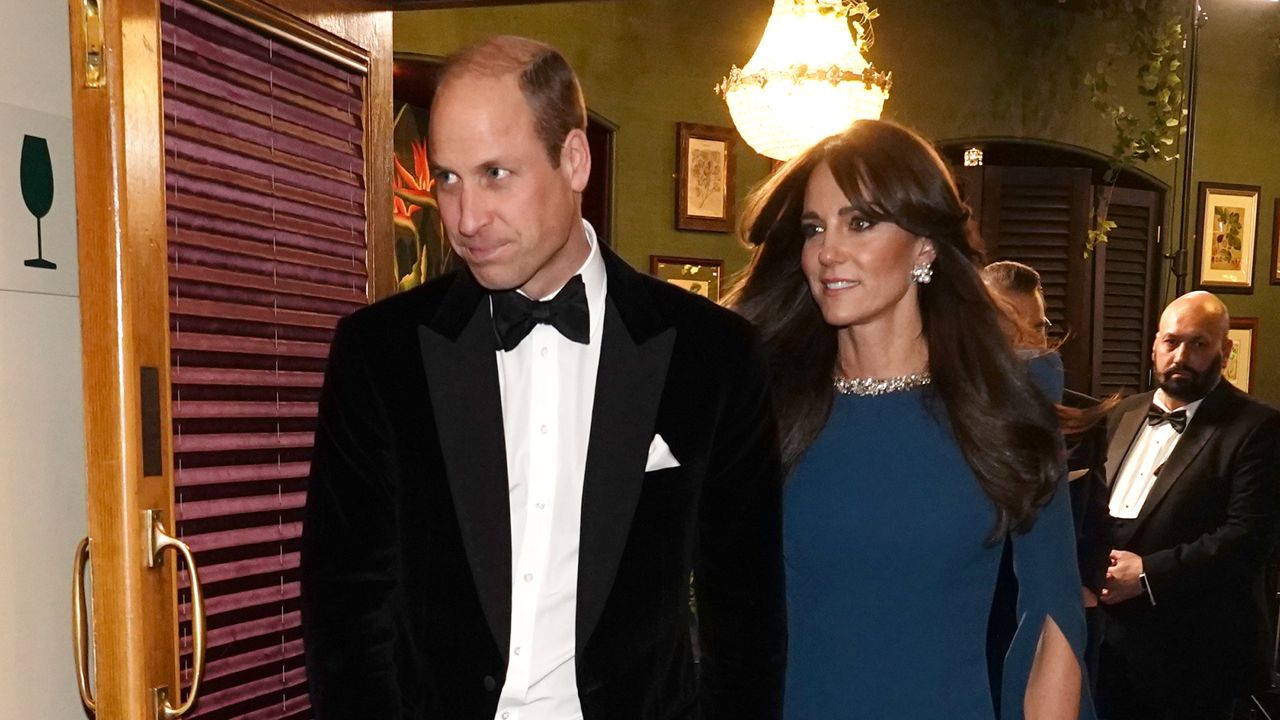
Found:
799,161 -> 935,330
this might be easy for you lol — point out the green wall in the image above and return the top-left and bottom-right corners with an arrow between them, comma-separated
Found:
394,0 -> 774,286
394,0 -> 1280,404
1182,0 -> 1280,405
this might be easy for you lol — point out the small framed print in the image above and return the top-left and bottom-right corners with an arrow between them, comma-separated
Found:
676,123 -> 736,233
650,255 -> 724,302
1194,182 -> 1260,293
1271,199 -> 1280,285
1225,317 -> 1258,394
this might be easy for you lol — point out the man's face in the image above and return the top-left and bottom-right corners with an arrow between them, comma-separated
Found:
428,71 -> 589,298
1152,306 -> 1231,404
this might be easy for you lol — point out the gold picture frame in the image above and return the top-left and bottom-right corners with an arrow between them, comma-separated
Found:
1193,182 -> 1259,294
650,255 -> 724,302
676,123 -> 736,233
1225,317 -> 1258,394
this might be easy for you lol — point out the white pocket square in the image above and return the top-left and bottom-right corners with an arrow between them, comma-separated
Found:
645,433 -> 681,472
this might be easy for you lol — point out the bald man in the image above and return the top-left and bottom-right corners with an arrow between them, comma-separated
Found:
1096,292 -> 1280,719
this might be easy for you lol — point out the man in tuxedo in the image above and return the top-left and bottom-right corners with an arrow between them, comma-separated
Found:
300,36 -> 786,719
1097,291 -> 1280,720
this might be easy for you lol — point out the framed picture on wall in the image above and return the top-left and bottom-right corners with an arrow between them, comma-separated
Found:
650,255 -> 724,302
392,53 -> 449,294
1194,182 -> 1259,293
676,123 -> 736,233
1271,198 -> 1280,285
1225,317 -> 1258,393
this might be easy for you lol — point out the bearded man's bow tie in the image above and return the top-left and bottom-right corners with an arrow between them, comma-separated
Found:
1145,404 -> 1188,433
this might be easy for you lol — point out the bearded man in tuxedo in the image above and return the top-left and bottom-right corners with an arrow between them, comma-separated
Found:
1097,291 -> 1280,720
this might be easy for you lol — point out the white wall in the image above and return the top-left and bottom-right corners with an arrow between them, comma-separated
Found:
0,1 -> 89,717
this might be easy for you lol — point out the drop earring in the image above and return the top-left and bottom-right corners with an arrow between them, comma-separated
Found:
910,262 -> 934,285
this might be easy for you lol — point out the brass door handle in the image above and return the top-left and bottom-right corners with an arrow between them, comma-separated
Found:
71,536 -> 97,714
144,510 -> 207,720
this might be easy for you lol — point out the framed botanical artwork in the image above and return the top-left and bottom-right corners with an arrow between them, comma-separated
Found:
650,255 -> 724,302
1271,198 -> 1280,285
676,123 -> 736,233
1193,182 -> 1260,293
392,54 -> 449,294
1225,317 -> 1258,393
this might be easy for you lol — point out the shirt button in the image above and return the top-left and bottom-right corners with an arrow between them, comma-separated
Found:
513,647 -> 521,656
524,573 -> 533,582
536,503 -> 546,510
502,713 -> 510,720
540,346 -> 548,358
539,424 -> 548,435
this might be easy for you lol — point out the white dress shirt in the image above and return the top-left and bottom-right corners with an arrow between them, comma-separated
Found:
491,221 -> 606,720
1109,391 -> 1206,519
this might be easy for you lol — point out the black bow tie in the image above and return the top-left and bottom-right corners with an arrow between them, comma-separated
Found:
490,274 -> 590,352
1146,404 -> 1188,433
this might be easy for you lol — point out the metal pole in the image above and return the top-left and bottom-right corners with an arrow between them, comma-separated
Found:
1172,0 -> 1205,296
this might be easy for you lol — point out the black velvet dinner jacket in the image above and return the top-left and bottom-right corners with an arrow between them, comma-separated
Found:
1102,380 -> 1280,698
301,245 -> 786,719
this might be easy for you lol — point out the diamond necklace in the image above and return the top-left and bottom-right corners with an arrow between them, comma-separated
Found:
832,372 -> 932,396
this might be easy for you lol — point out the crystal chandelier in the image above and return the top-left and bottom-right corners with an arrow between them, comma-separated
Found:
716,0 -> 892,161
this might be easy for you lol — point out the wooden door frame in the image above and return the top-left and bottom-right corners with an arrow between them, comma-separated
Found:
68,0 -> 390,715
70,0 -> 181,713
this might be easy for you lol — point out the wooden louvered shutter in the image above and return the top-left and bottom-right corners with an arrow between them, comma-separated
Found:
162,1 -> 369,716
1093,187 -> 1161,396
978,167 -> 1094,391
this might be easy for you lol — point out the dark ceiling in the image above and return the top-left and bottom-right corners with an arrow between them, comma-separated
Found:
392,0 -> 601,9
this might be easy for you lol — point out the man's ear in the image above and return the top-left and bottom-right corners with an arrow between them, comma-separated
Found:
560,128 -> 591,193
1220,336 -> 1234,370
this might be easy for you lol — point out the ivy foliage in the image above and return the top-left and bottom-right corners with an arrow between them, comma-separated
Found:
1081,0 -> 1188,254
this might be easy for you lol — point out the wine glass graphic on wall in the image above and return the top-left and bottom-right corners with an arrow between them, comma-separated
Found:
20,134 -> 56,270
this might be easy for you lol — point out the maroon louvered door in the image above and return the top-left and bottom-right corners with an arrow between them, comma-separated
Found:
163,1 -> 371,717
68,0 -> 388,715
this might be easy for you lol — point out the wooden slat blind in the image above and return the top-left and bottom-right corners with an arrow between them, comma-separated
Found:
162,1 -> 368,717
1097,187 -> 1160,396
981,167 -> 1094,390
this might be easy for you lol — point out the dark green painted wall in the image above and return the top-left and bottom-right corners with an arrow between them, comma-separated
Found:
393,0 -> 774,287
394,0 -> 1280,404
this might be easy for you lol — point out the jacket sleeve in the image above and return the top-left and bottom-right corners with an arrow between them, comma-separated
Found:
1141,412 -> 1280,599
301,317 -> 404,718
695,327 -> 787,719
1069,426 -> 1113,594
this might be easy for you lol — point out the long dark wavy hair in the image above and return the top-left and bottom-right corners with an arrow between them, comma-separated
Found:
727,120 -> 1061,539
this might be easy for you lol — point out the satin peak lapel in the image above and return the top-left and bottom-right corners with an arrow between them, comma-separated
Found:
576,296 -> 675,654
1131,385 -> 1233,531
1106,398 -> 1150,488
418,296 -> 513,659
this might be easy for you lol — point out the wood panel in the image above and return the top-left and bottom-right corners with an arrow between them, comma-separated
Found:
69,0 -> 180,713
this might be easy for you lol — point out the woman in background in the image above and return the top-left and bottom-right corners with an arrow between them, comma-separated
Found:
983,260 -> 1113,696
729,120 -> 1091,719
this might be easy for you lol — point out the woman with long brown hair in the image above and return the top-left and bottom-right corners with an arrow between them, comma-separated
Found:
729,120 -> 1090,719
